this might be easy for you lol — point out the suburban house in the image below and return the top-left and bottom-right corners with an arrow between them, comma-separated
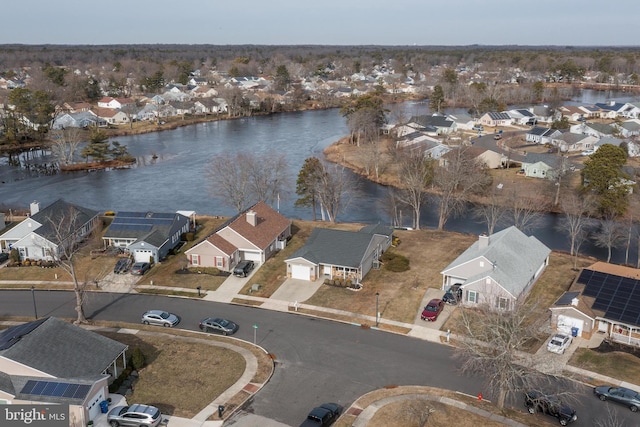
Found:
595,101 -> 627,119
285,224 -> 393,282
550,262 -> 640,341
0,200 -> 99,261
407,115 -> 457,135
507,108 -> 536,125
102,211 -> 192,263
465,146 -> 506,169
613,119 -> 640,138
93,107 -> 129,126
558,105 -> 586,122
555,132 -> 598,153
97,96 -> 134,110
521,153 -> 565,179
479,112 -> 512,127
440,226 -> 551,311
185,201 -> 291,272
525,126 -> 562,144
0,317 -> 128,424
570,122 -> 615,138
447,113 -> 476,130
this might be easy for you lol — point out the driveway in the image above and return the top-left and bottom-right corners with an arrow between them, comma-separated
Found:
415,287 -> 454,329
269,278 -> 323,304
99,272 -> 141,292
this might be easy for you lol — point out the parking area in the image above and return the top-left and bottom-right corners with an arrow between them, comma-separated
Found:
415,287 -> 455,329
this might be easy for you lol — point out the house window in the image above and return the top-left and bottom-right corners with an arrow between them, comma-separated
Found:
216,257 -> 223,268
191,254 -> 199,266
467,290 -> 478,304
497,297 -> 509,310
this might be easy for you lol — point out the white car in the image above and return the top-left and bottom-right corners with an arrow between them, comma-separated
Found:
581,149 -> 595,156
547,333 -> 572,354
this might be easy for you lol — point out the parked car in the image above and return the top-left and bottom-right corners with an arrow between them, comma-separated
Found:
594,386 -> 640,412
131,262 -> 151,275
421,299 -> 445,321
524,391 -> 577,425
141,310 -> 180,327
442,284 -> 462,305
472,125 -> 484,131
546,333 -> 572,354
493,133 -> 502,140
107,403 -> 163,427
199,317 -> 239,335
114,258 -> 132,274
0,252 -> 9,263
581,149 -> 595,156
526,118 -> 538,126
233,260 -> 255,277
300,402 -> 343,427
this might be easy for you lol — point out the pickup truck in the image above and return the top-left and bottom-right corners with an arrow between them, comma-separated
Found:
300,403 -> 342,427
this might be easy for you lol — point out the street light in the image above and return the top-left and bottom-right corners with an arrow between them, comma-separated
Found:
375,292 -> 380,327
31,286 -> 38,319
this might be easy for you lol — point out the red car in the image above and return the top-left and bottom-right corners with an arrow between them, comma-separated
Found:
421,298 -> 444,321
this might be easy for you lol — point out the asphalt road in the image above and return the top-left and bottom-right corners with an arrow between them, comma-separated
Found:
1,290 -> 637,426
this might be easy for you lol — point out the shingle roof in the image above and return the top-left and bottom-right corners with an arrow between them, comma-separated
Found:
205,233 -> 238,255
30,199 -> 98,241
442,226 -> 551,298
287,227 -> 376,268
409,115 -> 455,128
0,317 -> 127,378
227,201 -> 291,250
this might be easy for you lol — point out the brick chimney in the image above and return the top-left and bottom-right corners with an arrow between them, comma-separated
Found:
478,233 -> 489,249
246,210 -> 257,226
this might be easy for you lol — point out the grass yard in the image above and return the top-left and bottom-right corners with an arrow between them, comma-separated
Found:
304,229 -> 476,323
97,330 -> 251,418
570,348 -> 640,386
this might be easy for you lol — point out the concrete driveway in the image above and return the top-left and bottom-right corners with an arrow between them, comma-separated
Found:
415,287 -> 455,330
269,278 -> 323,304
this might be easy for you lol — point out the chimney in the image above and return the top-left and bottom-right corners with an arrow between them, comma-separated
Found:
571,297 -> 579,306
478,233 -> 489,249
246,210 -> 257,226
30,201 -> 40,215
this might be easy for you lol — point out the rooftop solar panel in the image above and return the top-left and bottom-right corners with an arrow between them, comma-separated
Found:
62,384 -> 79,398
52,383 -> 68,397
73,385 -> 91,399
21,380 -> 37,394
31,381 -> 46,395
42,382 -> 59,395
581,269 -> 640,326
556,291 -> 580,306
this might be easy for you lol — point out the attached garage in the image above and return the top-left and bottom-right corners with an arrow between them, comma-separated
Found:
242,251 -> 262,262
557,314 -> 584,337
134,249 -> 154,263
291,264 -> 312,280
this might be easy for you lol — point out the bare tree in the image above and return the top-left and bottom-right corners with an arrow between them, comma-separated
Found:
50,127 -> 83,166
44,206 -> 99,324
434,147 -> 491,230
316,164 -> 355,223
454,299 -> 564,410
474,187 -> 508,235
558,192 -> 596,269
395,149 -> 434,230
594,405 -> 627,427
404,399 -> 435,427
508,188 -> 546,232
208,152 -> 289,212
593,218 -> 626,263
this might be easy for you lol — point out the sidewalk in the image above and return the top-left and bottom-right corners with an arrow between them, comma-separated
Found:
4,276 -> 638,427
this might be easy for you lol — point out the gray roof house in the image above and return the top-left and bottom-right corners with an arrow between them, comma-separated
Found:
525,126 -> 562,144
103,211 -> 191,263
408,115 -> 457,135
441,226 -> 551,311
521,153 -> 565,179
0,199 -> 99,261
0,317 -> 128,424
285,224 -> 393,282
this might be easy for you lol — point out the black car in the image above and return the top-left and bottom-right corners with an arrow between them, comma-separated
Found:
233,260 -> 254,277
0,252 -> 9,263
594,385 -> 640,412
300,403 -> 342,427
114,258 -> 132,274
524,391 -> 577,425
442,284 -> 462,305
131,262 -> 151,275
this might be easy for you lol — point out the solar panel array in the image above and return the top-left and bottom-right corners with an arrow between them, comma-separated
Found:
578,269 -> 640,326
20,380 -> 91,400
0,318 -> 47,351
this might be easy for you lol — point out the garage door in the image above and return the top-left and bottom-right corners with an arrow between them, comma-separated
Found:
243,251 -> 262,262
134,250 -> 153,263
291,264 -> 310,280
557,315 -> 583,337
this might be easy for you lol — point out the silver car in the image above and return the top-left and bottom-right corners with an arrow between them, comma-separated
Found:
141,310 -> 180,327
199,317 -> 239,335
107,404 -> 162,427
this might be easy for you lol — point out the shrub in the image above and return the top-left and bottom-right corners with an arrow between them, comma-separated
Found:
9,249 -> 20,263
131,347 -> 146,370
184,232 -> 195,241
382,251 -> 410,272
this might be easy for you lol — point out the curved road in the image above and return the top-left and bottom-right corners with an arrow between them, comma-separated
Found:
1,290 -> 636,426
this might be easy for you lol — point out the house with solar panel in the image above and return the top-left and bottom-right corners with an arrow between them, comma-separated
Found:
478,112 -> 512,128
102,211 -> 193,263
550,262 -> 640,344
0,317 -> 128,424
0,200 -> 99,261
440,226 -> 551,311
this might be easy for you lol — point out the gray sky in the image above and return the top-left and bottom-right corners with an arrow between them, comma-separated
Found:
3,0 -> 638,46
